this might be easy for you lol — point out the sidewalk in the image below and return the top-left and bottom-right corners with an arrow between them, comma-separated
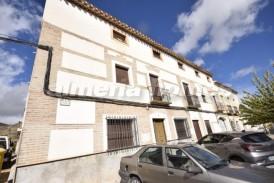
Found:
0,168 -> 10,183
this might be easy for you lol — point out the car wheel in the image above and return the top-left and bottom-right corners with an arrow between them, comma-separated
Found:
128,176 -> 141,183
230,156 -> 245,162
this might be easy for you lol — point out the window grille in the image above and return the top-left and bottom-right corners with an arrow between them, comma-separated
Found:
107,116 -> 139,150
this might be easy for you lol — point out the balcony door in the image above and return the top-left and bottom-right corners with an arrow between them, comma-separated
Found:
192,120 -> 202,140
183,83 -> 193,106
150,74 -> 162,101
153,119 -> 167,144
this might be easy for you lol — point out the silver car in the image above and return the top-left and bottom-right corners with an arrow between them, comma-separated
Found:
119,144 -> 274,183
198,132 -> 274,167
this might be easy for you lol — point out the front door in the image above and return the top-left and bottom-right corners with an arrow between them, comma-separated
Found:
150,74 -> 162,101
153,119 -> 167,144
192,120 -> 202,140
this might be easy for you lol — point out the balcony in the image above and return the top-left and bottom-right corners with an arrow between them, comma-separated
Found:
148,87 -> 171,105
186,95 -> 201,109
227,105 -> 234,114
233,106 -> 240,115
215,103 -> 227,112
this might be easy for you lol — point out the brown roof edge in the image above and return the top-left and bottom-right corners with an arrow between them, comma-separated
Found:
214,81 -> 238,94
65,0 -> 212,77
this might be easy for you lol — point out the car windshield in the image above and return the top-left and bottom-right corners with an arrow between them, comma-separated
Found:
241,133 -> 272,143
183,145 -> 228,169
0,139 -> 7,149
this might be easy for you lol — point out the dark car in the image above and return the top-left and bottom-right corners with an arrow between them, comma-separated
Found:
197,132 -> 274,167
119,144 -> 274,183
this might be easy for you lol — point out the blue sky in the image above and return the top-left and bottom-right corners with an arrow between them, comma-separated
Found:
0,0 -> 273,123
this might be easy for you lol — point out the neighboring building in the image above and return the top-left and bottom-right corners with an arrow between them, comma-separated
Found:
15,0 -> 248,182
0,122 -> 22,143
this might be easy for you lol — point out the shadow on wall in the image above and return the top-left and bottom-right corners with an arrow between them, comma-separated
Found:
15,147 -> 140,183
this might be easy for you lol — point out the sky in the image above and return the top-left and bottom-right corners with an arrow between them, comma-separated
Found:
0,0 -> 273,124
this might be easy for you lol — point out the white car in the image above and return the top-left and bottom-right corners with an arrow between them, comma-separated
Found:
0,136 -> 13,167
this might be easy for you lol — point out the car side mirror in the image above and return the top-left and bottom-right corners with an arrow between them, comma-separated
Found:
187,165 -> 202,174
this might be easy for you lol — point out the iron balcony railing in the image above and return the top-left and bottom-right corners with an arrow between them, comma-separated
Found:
186,95 -> 201,108
233,106 -> 240,115
148,86 -> 171,105
227,105 -> 234,114
215,102 -> 227,112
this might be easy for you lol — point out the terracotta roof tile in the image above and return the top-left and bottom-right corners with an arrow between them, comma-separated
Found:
66,0 -> 212,76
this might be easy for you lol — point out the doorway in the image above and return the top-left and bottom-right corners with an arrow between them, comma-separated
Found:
192,120 -> 202,140
153,119 -> 167,144
149,74 -> 162,101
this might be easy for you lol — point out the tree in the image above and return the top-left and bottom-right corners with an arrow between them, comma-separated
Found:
240,71 -> 274,126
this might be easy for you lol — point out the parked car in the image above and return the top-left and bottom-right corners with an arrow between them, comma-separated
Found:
0,136 -> 13,168
119,144 -> 274,183
197,132 -> 274,167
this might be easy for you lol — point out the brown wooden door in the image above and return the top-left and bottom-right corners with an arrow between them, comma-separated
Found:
153,119 -> 167,144
150,74 -> 162,101
192,120 -> 202,140
183,83 -> 193,106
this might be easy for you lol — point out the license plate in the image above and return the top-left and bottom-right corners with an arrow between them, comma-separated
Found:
268,156 -> 274,161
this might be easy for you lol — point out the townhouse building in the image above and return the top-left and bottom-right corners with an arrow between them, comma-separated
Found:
15,0 -> 249,182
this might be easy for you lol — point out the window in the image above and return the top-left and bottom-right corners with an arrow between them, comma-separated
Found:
165,148 -> 194,170
195,71 -> 200,77
115,65 -> 129,85
204,120 -> 212,134
183,146 -> 226,169
178,62 -> 184,69
174,119 -> 190,139
202,95 -> 207,103
139,147 -> 163,166
199,135 -> 219,144
107,118 -> 138,150
0,139 -> 7,149
152,50 -> 161,59
241,133 -> 271,143
220,135 -> 234,143
113,30 -> 126,43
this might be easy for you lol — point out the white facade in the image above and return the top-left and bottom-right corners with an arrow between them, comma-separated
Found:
15,0 -> 251,182
43,0 -> 246,155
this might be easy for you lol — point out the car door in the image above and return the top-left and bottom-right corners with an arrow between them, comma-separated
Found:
165,147 -> 210,183
138,147 -> 167,183
199,135 -> 219,153
215,135 -> 233,159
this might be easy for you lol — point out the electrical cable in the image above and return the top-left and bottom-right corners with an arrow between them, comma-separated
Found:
0,35 -> 196,110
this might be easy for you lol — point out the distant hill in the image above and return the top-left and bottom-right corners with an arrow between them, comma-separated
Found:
0,122 -> 22,142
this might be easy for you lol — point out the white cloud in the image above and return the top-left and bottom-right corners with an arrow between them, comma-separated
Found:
0,1 -> 42,124
173,0 -> 266,55
0,0 -> 42,38
0,49 -> 29,124
193,58 -> 205,66
237,84 -> 256,99
0,82 -> 29,124
231,65 -> 256,79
